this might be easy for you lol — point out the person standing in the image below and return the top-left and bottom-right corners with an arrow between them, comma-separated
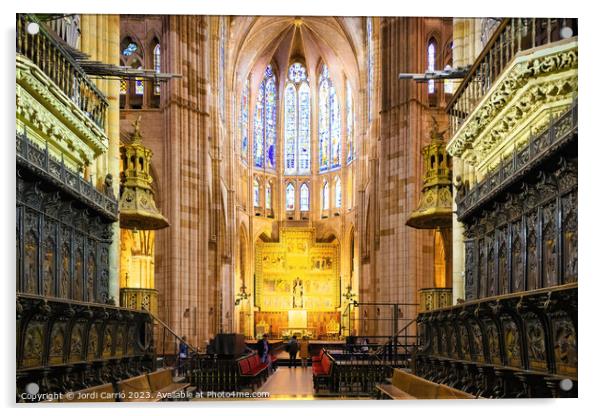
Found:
177,336 -> 189,376
256,334 -> 270,364
299,337 -> 310,369
287,335 -> 299,368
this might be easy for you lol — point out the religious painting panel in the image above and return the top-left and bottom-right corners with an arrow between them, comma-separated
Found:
524,313 -> 547,371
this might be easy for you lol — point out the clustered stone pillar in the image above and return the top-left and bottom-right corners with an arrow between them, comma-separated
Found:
156,15 -> 214,348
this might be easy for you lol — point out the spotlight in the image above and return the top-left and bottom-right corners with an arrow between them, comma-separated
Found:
560,26 -> 573,39
26,22 -> 40,35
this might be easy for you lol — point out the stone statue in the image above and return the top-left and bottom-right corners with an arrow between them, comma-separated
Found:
430,116 -> 446,142
103,173 -> 114,198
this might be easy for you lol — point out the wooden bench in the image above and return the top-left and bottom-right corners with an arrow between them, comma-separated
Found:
375,368 -> 477,400
147,368 -> 191,400
61,383 -> 116,402
312,349 -> 334,391
238,354 -> 268,389
117,374 -> 161,402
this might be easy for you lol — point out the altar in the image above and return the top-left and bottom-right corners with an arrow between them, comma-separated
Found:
253,228 -> 341,339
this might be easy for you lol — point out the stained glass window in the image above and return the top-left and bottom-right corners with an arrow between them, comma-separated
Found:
240,78 -> 249,164
264,75 -> 277,170
286,183 -> 295,210
266,182 -> 272,210
253,178 -> 260,207
154,44 -> 161,95
288,62 -> 307,83
428,41 -> 436,94
253,65 -> 277,169
120,79 -> 127,95
334,176 -> 342,208
298,82 -> 311,174
300,183 -> 310,211
253,81 -> 265,168
319,76 -> 330,172
330,86 -> 341,169
346,79 -> 354,164
367,18 -> 374,122
284,62 -> 311,176
322,181 -> 329,210
284,83 -> 297,175
135,78 -> 144,95
122,42 -> 137,56
318,64 -> 340,172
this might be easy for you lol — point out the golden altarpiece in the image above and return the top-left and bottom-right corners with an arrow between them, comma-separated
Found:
253,228 -> 341,339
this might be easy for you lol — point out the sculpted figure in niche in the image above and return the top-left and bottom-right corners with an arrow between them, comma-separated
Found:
527,322 -> 546,362
292,277 -> 304,308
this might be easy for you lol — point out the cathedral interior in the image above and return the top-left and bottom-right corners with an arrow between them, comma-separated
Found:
14,13 -> 578,402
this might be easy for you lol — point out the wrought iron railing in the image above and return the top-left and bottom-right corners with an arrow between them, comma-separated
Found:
455,100 -> 577,220
447,18 -> 578,137
16,14 -> 108,129
16,131 -> 118,220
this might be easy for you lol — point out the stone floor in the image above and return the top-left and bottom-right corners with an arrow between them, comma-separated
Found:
261,367 -> 315,398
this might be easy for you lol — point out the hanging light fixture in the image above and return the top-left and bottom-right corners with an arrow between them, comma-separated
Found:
235,283 -> 250,306
119,117 -> 169,230
406,117 -> 453,230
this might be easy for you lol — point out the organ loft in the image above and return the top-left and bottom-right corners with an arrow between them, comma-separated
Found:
15,13 -> 578,401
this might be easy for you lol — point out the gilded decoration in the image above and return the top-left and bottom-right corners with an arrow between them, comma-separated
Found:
16,56 -> 108,170
254,228 -> 340,312
447,40 -> 578,175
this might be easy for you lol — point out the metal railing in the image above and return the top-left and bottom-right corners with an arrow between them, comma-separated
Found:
144,310 -> 204,381
16,14 -> 108,129
447,18 -> 578,137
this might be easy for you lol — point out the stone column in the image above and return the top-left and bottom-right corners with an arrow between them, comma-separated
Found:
157,15 -> 212,347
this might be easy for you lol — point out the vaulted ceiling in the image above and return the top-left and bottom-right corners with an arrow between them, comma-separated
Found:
228,16 -> 366,93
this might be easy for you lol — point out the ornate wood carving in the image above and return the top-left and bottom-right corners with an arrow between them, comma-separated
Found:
16,294 -> 154,401
416,284 -> 577,398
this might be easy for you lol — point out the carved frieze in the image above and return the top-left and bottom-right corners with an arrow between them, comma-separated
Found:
447,41 -> 578,175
